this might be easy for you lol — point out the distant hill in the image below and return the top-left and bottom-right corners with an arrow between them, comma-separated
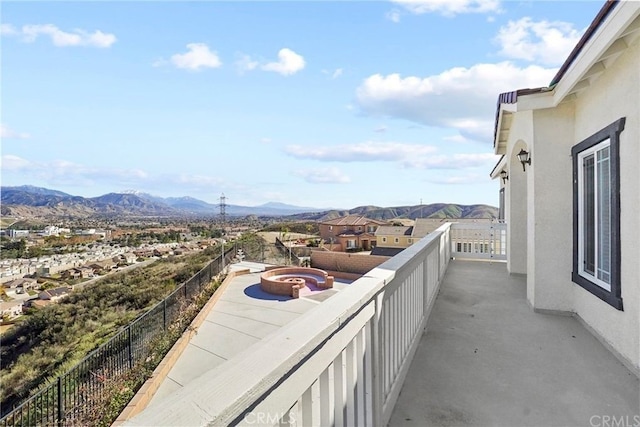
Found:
0,185 -> 498,220
284,203 -> 498,221
4,185 -> 72,198
0,186 -> 328,218
0,188 -> 180,217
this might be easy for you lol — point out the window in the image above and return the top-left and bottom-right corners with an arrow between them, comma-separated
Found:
394,237 -> 399,243
357,226 -> 362,231
408,238 -> 412,244
571,118 -> 624,310
382,237 -> 387,243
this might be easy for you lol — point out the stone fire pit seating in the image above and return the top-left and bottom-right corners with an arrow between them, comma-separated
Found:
260,267 -> 335,298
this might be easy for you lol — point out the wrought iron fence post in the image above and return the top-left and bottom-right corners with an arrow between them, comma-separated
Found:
57,376 -> 63,427
128,326 -> 133,369
163,299 -> 167,330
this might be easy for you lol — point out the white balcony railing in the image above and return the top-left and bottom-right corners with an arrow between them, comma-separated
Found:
450,221 -> 507,261
127,221 -> 503,426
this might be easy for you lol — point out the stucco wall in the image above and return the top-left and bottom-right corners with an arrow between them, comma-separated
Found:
503,112 -> 532,277
311,251 -> 390,275
378,236 -> 412,248
567,39 -> 640,372
528,103 -> 576,312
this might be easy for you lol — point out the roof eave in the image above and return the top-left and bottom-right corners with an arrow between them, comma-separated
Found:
489,155 -> 507,179
549,0 -> 620,88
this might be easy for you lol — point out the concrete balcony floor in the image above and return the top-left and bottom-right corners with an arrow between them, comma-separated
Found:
390,260 -> 639,427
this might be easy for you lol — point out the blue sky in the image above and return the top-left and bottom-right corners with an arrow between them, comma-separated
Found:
1,1 -> 604,209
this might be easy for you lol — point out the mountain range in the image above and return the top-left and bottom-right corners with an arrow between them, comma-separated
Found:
0,185 -> 498,220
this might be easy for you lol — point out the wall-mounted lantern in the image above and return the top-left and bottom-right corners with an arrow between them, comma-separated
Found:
517,149 -> 531,171
500,170 -> 509,184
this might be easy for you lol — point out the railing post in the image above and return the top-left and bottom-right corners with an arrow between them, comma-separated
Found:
128,326 -> 133,369
56,376 -> 63,427
371,292 -> 385,427
163,299 -> 167,330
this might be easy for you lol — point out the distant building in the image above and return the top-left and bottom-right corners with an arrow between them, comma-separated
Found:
8,230 -> 29,239
375,225 -> 414,249
38,286 -> 72,303
318,215 -> 388,252
40,226 -> 70,236
3,277 -> 38,291
0,301 -> 23,319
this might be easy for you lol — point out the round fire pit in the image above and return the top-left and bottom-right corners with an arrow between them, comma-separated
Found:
260,267 -> 334,298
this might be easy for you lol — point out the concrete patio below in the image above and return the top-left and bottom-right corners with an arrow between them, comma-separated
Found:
390,260 -> 639,426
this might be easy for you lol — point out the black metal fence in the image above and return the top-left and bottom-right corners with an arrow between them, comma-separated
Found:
274,237 -> 301,266
0,246 -> 236,427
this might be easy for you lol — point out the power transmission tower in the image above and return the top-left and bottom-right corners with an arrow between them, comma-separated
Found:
219,193 -> 227,271
219,193 -> 227,228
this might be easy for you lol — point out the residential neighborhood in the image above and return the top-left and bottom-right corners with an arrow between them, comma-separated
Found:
0,227 -> 210,322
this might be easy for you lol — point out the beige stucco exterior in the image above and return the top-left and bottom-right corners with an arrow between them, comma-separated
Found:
318,216 -> 386,252
375,226 -> 414,248
493,3 -> 640,375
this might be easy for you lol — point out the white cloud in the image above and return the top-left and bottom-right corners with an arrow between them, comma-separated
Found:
386,10 -> 402,23
285,141 -> 437,163
2,23 -> 116,47
406,152 -> 498,169
392,0 -> 502,17
0,155 -> 235,192
170,43 -> 222,71
428,172 -> 492,185
293,167 -> 350,184
1,24 -> 17,36
235,54 -> 259,73
443,134 -> 469,143
1,155 -> 263,202
152,58 -> 168,68
1,154 -> 31,170
1,124 -> 30,139
262,48 -> 305,76
285,142 -> 496,170
495,17 -> 583,66
374,126 -> 388,133
331,68 -> 343,79
355,62 -> 555,142
175,174 -> 224,187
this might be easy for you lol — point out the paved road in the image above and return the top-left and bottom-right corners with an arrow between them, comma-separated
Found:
71,258 -> 158,291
